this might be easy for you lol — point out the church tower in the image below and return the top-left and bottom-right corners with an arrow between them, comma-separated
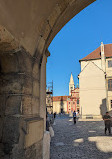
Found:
69,73 -> 75,95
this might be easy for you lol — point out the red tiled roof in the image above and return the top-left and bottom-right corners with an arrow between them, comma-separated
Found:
53,96 -> 70,101
80,44 -> 112,61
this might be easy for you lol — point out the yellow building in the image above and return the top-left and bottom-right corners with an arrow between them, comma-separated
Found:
53,96 -> 70,114
79,42 -> 112,118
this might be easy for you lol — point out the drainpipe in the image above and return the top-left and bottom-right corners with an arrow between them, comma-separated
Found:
101,42 -> 108,111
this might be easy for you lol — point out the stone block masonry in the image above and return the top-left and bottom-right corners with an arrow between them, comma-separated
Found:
0,47 -> 44,159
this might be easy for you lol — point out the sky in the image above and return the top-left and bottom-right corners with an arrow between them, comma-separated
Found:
47,0 -> 112,96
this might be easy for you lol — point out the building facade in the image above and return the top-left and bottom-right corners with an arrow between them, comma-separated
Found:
79,42 -> 112,118
53,74 -> 80,114
53,96 -> 70,114
67,88 -> 80,113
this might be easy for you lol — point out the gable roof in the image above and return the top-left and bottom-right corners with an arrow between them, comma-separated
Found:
78,61 -> 105,77
79,44 -> 112,61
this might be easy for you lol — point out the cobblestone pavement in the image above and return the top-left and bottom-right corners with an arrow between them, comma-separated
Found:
50,115 -> 112,159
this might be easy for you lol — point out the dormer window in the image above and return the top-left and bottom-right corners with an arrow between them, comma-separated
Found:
108,60 -> 112,68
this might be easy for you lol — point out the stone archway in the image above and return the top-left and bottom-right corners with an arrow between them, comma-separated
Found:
0,25 -> 44,159
0,0 -> 96,158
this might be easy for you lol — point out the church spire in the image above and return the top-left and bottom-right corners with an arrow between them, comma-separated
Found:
70,72 -> 74,84
69,73 -> 75,96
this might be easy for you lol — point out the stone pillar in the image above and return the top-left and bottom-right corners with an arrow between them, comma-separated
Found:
40,49 -> 50,159
40,49 -> 50,130
0,47 -> 44,159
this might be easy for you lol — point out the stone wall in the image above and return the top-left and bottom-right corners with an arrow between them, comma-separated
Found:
0,46 -> 44,158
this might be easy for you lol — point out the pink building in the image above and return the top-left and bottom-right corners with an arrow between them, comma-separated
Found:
67,87 -> 80,113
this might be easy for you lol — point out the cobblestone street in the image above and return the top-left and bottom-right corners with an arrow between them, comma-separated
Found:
50,115 -> 112,159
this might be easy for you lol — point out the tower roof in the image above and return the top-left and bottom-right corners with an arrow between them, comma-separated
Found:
70,73 -> 74,84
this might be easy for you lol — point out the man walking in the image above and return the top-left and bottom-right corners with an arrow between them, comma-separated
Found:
103,112 -> 111,135
73,110 -> 76,124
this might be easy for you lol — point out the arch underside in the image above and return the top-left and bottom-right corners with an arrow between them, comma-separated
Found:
0,0 -> 96,55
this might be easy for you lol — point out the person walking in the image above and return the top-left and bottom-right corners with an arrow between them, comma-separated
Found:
73,110 -> 76,124
103,112 -> 111,135
54,112 -> 56,119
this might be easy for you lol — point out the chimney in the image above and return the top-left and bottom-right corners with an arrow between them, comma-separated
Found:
101,42 -> 106,72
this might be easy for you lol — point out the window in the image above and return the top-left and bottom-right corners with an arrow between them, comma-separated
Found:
108,79 -> 112,91
76,94 -> 79,98
111,100 -> 112,108
108,60 -> 112,68
77,99 -> 79,104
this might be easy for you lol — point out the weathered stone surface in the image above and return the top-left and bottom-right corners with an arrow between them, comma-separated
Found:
0,118 -> 4,141
0,54 -> 19,73
0,95 -> 5,117
24,140 -> 43,159
22,96 -> 32,115
0,39 -> 41,159
32,97 -> 39,115
21,76 -> 32,95
40,54 -> 47,130
43,131 -> 50,159
32,62 -> 39,80
5,96 -> 21,115
48,5 -> 61,28
37,37 -> 45,54
0,25 -> 19,53
0,74 -> 22,94
35,140 -> 43,159
25,118 -> 44,148
43,23 -> 51,40
2,116 -> 20,154
17,50 -> 33,74
25,144 -> 36,159
32,80 -> 40,97
0,75 -> 32,94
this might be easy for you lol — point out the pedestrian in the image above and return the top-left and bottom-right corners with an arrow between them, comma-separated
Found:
54,112 -> 56,119
103,112 -> 111,135
73,110 -> 76,124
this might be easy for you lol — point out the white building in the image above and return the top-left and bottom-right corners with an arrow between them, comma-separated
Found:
79,42 -> 112,118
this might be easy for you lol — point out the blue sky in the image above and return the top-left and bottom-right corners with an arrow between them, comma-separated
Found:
47,0 -> 112,96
